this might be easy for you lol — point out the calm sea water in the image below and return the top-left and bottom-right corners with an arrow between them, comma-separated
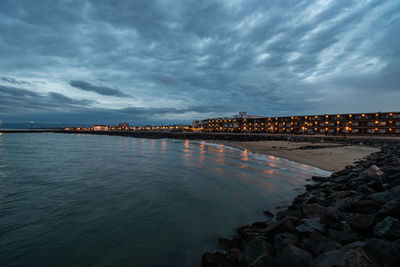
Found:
0,133 -> 329,266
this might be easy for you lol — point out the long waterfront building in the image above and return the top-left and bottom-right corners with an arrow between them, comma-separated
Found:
66,111 -> 400,135
193,111 -> 400,135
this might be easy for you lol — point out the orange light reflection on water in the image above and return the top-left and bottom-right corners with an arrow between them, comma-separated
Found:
161,139 -> 167,151
182,140 -> 193,167
240,149 -> 249,162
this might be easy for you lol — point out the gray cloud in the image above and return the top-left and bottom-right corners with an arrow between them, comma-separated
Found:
69,80 -> 131,97
0,0 -> 399,124
0,77 -> 32,85
0,85 -> 95,113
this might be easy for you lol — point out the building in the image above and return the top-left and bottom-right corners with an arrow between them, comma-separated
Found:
196,112 -> 400,135
93,125 -> 109,131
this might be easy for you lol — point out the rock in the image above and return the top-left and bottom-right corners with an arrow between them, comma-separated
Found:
277,244 -> 313,267
250,253 -> 279,267
276,207 -> 302,221
311,242 -> 374,267
262,240 -> 276,257
263,210 -> 274,218
274,232 -> 298,251
365,238 -> 400,267
296,217 -> 325,234
363,165 -> 384,180
312,176 -> 330,182
349,199 -> 380,214
302,203 -> 326,218
202,252 -> 226,267
377,199 -> 400,220
327,229 -> 364,245
347,213 -> 376,232
305,184 -> 315,191
236,225 -> 250,235
226,249 -> 247,267
340,246 -> 375,267
263,217 -> 295,237
364,180 -> 384,193
309,232 -> 341,257
244,237 -> 266,264
230,234 -> 245,250
367,186 -> 400,203
251,221 -> 268,228
373,216 -> 400,239
321,207 -> 344,230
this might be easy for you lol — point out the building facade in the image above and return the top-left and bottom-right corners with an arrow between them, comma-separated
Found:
195,112 -> 400,135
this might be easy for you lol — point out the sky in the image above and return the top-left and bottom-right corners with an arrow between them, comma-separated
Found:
0,0 -> 399,125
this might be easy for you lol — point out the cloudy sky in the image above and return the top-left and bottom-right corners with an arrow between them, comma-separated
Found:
0,0 -> 399,125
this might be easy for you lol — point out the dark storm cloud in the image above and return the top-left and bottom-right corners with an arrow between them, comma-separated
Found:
0,85 -> 95,112
69,80 -> 131,97
0,0 -> 399,123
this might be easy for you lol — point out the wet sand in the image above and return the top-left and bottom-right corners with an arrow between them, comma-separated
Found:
211,140 -> 380,172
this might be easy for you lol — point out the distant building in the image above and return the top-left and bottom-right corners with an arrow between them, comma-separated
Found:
93,125 -> 109,131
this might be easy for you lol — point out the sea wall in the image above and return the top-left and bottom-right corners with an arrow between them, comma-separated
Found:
202,142 -> 400,267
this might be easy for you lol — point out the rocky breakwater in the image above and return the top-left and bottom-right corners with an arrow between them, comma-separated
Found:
202,143 -> 400,267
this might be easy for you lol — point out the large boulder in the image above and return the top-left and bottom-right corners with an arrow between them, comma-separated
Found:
250,253 -> 279,267
373,216 -> 400,239
274,232 -> 298,251
347,213 -> 376,232
276,245 -> 313,267
302,203 -> 326,218
244,237 -> 266,264
202,252 -> 226,267
309,232 -> 341,257
377,199 -> 400,220
322,207 -> 345,230
263,217 -> 295,238
311,242 -> 375,267
363,165 -> 384,180
365,238 -> 400,267
327,229 -> 364,245
348,199 -> 380,214
296,217 -> 325,234
226,249 -> 247,267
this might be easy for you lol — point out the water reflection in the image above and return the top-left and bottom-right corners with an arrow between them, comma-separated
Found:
150,139 -> 156,153
0,134 -> 331,267
241,149 -> 249,161
182,140 -> 193,167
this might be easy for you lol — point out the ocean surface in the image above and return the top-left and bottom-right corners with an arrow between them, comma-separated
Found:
0,133 -> 330,266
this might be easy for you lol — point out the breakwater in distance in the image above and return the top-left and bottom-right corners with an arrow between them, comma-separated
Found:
62,130 -> 400,146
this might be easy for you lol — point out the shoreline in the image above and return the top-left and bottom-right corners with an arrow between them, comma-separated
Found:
202,141 -> 400,266
208,140 -> 380,172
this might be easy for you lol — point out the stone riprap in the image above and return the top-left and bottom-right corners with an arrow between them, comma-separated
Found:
202,143 -> 400,267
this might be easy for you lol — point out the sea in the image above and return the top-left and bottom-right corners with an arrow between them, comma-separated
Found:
0,133 -> 330,266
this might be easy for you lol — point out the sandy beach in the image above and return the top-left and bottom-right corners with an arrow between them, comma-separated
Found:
211,140 -> 380,172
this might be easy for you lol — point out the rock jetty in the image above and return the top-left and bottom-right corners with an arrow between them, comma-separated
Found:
202,143 -> 400,267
